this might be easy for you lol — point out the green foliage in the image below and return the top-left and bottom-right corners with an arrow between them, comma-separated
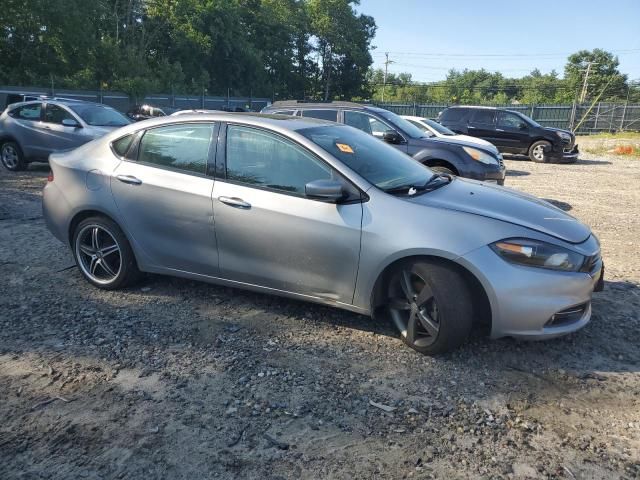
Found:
370,49 -> 635,105
0,0 -> 375,101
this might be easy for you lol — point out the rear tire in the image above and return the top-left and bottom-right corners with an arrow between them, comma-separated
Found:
385,260 -> 473,355
72,216 -> 141,290
1,141 -> 26,171
528,140 -> 552,163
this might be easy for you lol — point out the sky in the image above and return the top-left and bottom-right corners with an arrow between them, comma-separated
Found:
356,0 -> 640,83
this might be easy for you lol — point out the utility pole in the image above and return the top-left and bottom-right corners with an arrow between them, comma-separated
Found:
382,52 -> 394,102
579,61 -> 598,103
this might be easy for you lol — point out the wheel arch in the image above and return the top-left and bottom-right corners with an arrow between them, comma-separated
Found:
413,149 -> 461,175
369,254 -> 493,332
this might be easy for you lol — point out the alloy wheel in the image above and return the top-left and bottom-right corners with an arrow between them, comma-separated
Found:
388,267 -> 440,347
532,145 -> 545,161
75,224 -> 122,284
1,144 -> 19,169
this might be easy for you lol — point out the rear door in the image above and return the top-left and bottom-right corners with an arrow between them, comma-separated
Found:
468,109 -> 497,143
6,103 -> 48,159
110,122 -> 219,275
211,123 -> 362,303
495,111 -> 531,152
41,103 -> 85,154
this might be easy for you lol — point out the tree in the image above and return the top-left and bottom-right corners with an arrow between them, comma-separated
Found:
564,49 -> 628,102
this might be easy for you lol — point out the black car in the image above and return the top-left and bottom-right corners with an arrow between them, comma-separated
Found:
438,106 -> 579,163
126,104 -> 182,121
262,101 -> 506,185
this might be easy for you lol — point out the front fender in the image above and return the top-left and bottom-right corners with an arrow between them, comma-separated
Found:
413,147 -> 464,170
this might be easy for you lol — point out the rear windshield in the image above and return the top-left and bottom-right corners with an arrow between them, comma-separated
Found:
68,104 -> 130,127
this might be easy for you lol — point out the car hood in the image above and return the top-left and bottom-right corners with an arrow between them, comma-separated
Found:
408,178 -> 591,244
87,125 -> 122,138
543,126 -> 574,137
421,135 -> 500,156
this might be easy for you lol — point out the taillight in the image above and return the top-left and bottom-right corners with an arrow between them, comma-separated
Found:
47,171 -> 54,182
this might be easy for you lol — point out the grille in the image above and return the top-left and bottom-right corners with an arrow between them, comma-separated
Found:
545,302 -> 589,328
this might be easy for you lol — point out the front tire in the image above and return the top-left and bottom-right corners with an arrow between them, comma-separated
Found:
528,140 -> 552,163
72,216 -> 141,290
429,165 -> 455,176
386,260 -> 473,355
1,141 -> 26,171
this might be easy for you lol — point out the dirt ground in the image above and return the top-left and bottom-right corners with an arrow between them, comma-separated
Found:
1,137 -> 639,479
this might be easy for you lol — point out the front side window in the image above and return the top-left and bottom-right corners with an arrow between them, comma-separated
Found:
344,110 -> 393,138
301,109 -> 338,122
226,125 -> 332,195
471,110 -> 496,125
44,104 -> 75,124
68,104 -> 130,127
497,112 -> 525,129
137,123 -> 214,174
10,103 -> 42,121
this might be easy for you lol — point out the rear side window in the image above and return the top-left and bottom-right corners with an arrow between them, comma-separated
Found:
440,108 -> 467,122
112,134 -> 135,157
301,109 -> 338,122
9,103 -> 42,120
471,110 -> 496,125
137,123 -> 214,175
271,110 -> 295,115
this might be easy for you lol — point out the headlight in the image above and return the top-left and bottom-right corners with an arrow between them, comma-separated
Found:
556,131 -> 571,141
490,238 -> 585,272
462,146 -> 498,165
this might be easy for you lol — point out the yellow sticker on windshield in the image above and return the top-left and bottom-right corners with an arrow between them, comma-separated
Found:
336,143 -> 354,154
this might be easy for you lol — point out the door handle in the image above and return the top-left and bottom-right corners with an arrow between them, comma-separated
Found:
467,125 -> 476,129
218,196 -> 251,209
116,174 -> 142,185
495,128 -> 505,132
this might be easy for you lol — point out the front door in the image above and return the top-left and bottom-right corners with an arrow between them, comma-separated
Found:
212,124 -> 362,304
41,103 -> 85,154
494,111 -> 531,152
110,122 -> 219,276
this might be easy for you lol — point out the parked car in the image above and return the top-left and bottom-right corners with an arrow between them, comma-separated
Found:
43,113 -> 603,355
401,115 -> 495,149
0,99 -> 130,171
262,101 -> 506,185
438,106 -> 579,163
126,104 -> 183,121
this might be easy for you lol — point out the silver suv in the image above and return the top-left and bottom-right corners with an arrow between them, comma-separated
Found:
0,99 -> 130,171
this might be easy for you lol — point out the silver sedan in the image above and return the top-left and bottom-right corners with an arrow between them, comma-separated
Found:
43,113 -> 603,355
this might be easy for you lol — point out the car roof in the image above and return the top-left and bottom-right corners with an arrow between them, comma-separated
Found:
111,112 -> 337,134
9,99 -> 112,109
267,101 -> 387,113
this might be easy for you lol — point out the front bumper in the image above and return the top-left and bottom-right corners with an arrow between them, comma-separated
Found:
459,243 -> 601,340
463,157 -> 506,185
547,144 -> 579,163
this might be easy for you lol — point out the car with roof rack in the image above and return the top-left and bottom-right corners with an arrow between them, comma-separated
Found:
0,99 -> 130,171
438,106 -> 579,163
262,101 -> 506,185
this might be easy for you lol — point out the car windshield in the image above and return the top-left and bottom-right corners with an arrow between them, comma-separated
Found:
299,124 -> 434,192
514,111 -> 541,128
376,110 -> 429,139
68,104 -> 130,127
421,118 -> 456,136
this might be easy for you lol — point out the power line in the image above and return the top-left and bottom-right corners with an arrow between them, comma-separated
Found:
371,48 -> 640,59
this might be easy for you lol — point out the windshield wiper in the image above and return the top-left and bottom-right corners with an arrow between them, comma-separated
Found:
383,173 -> 452,195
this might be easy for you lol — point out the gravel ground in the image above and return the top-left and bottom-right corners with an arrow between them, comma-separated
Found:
1,139 -> 639,479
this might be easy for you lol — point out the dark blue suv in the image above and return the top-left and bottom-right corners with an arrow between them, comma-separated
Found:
262,101 -> 506,185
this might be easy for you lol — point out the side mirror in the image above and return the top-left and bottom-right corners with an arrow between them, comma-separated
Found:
62,118 -> 80,128
305,179 -> 345,202
519,122 -> 528,130
382,130 -> 402,144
